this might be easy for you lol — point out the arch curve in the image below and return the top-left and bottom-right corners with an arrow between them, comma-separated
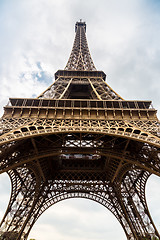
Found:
26,180 -> 132,239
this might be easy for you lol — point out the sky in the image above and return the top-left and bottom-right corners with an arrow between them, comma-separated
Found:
0,0 -> 160,239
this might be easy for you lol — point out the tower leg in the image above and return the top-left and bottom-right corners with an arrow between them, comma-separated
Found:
0,167 -> 42,240
119,169 -> 160,240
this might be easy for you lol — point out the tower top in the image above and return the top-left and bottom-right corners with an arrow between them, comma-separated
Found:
75,20 -> 86,32
65,21 -> 96,71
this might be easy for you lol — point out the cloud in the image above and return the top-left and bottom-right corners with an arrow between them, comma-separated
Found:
28,199 -> 126,240
0,173 -> 11,216
146,175 -> 160,228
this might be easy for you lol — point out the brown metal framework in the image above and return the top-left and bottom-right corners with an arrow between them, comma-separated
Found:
0,20 -> 160,240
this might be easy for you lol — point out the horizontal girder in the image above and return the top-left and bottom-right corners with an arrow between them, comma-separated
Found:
0,118 -> 160,148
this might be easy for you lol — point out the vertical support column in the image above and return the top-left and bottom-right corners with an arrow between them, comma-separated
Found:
119,169 -> 160,239
0,167 -> 42,240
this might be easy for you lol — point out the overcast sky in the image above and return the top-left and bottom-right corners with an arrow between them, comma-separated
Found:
0,0 -> 160,239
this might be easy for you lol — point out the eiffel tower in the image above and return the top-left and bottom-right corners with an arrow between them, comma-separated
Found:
0,20 -> 160,240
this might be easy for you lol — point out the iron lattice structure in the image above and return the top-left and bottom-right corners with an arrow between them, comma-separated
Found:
0,21 -> 160,240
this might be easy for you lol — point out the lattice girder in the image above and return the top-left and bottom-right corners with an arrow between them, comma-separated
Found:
1,169 -> 158,240
0,131 -> 159,182
0,118 -> 160,148
38,76 -> 71,99
37,74 -> 122,100
0,176 -> 140,239
23,180 -> 134,239
0,131 -> 159,239
119,168 -> 160,239
0,167 -> 41,240
0,136 -> 159,184
65,21 -> 96,71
